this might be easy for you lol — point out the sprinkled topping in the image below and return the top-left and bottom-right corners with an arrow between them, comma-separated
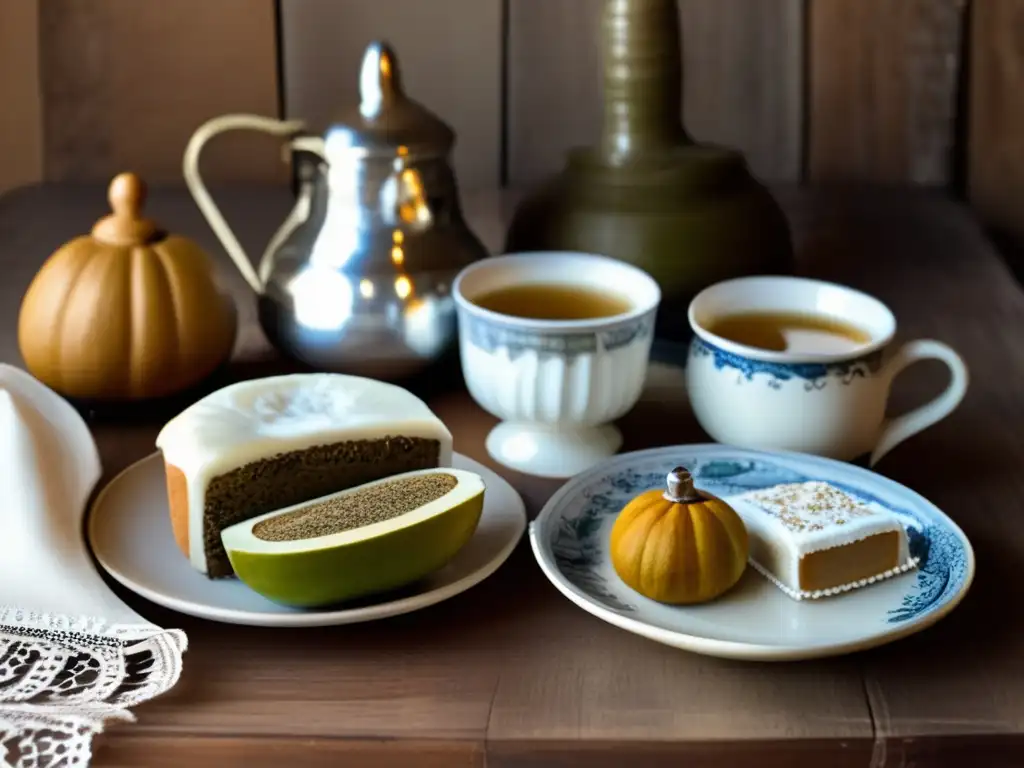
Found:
745,481 -> 875,533
252,472 -> 458,542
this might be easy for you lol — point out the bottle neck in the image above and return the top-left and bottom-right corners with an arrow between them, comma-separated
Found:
599,0 -> 688,163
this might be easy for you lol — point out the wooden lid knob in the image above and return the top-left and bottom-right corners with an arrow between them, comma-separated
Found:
91,172 -> 159,246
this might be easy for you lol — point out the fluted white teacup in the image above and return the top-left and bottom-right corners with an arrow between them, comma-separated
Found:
453,252 -> 661,478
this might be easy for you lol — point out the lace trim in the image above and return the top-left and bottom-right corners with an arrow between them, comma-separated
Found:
0,607 -> 187,768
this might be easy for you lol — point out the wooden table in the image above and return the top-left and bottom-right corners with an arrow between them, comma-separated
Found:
1,183 -> 1022,768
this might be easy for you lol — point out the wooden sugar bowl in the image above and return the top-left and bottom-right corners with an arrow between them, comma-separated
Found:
18,172 -> 238,402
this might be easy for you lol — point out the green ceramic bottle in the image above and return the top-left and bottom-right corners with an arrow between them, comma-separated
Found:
505,0 -> 794,342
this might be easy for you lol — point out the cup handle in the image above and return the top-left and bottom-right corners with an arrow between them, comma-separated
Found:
870,339 -> 969,466
183,114 -> 306,292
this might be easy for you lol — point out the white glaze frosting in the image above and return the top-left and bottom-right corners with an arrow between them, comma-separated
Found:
155,373 -> 453,573
727,481 -> 918,600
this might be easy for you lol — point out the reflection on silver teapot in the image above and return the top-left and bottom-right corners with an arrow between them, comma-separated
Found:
184,41 -> 490,381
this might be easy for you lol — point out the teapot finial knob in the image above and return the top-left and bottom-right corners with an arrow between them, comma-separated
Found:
109,172 -> 145,218
91,171 -> 158,246
359,41 -> 403,119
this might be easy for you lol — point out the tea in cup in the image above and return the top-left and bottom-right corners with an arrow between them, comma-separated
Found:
685,276 -> 969,465
453,252 -> 661,478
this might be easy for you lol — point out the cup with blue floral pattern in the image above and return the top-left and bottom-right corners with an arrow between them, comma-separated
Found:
685,275 -> 969,465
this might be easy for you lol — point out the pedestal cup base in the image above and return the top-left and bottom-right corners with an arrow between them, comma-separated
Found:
485,421 -> 623,479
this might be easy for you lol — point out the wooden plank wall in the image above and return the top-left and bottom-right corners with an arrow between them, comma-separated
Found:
0,0 -> 1020,255
809,0 -> 966,185
968,0 -> 1024,251
506,0 -> 805,186
279,0 -> 503,191
0,0 -> 43,194
37,0 -> 282,185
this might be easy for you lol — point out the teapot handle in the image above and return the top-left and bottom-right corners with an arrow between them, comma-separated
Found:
183,114 -> 307,292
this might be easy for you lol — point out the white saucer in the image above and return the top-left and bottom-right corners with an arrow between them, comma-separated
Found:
531,444 -> 974,661
88,452 -> 526,627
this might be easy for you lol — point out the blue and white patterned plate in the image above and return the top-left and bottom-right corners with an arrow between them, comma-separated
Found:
530,444 -> 974,661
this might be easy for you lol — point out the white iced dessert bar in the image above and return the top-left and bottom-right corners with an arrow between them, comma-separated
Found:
728,481 -> 919,600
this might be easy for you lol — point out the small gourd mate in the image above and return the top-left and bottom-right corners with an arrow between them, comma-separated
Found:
610,466 -> 749,605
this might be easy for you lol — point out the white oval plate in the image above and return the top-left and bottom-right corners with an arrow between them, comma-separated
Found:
89,452 -> 526,627
531,444 -> 974,661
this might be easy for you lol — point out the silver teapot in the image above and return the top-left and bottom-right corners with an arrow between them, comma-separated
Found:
184,41 -> 490,381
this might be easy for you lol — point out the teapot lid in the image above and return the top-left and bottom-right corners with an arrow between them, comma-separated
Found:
325,41 -> 455,159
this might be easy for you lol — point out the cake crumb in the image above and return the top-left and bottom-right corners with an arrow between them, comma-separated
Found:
253,473 -> 458,542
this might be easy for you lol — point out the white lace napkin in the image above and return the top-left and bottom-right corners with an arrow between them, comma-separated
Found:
0,365 -> 187,768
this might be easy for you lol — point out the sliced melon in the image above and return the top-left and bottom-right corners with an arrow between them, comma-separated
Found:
220,467 -> 485,607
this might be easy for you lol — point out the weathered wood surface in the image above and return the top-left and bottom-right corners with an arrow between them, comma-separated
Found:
0,183 -> 1021,766
786,188 -> 1024,761
506,0 -> 804,186
279,0 -> 504,190
37,0 -> 282,183
809,0 -> 966,184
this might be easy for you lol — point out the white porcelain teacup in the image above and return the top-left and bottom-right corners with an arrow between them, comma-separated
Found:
685,275 -> 969,465
453,252 -> 661,478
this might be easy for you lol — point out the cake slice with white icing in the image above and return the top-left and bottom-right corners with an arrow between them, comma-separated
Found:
156,373 -> 453,578
727,481 -> 918,600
